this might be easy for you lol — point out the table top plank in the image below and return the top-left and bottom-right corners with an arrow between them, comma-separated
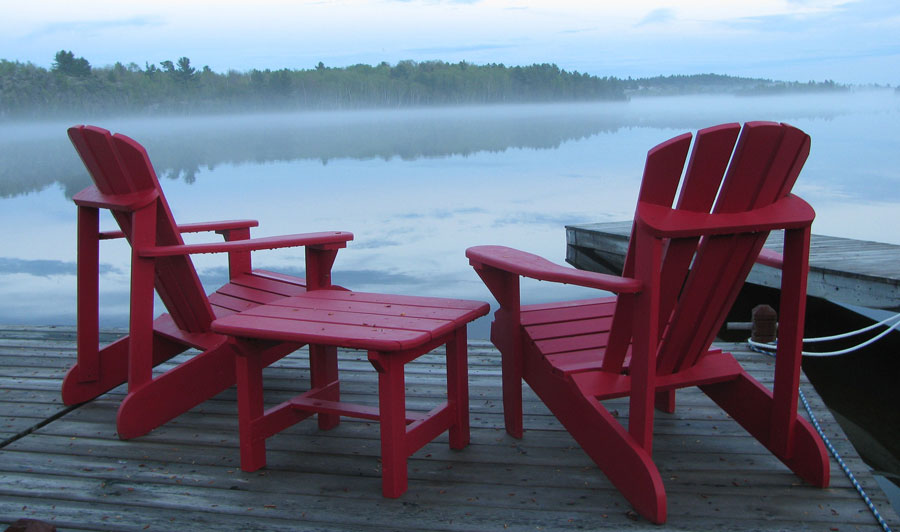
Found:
268,295 -> 485,321
213,313 -> 430,351
301,290 -> 489,310
211,291 -> 490,352
236,304 -> 455,332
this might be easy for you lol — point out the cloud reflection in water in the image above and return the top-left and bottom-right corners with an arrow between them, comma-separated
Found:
1,93 -> 898,333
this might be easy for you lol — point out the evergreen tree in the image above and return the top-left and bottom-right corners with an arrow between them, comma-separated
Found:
52,50 -> 91,77
175,57 -> 196,85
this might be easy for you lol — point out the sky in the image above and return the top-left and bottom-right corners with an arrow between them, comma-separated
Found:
1,0 -> 898,84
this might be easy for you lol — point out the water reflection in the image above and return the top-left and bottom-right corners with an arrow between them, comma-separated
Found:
0,92 -> 898,331
1,103 -> 630,198
2,92 -> 896,199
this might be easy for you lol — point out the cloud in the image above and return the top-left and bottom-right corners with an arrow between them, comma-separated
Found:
405,43 -> 514,54
347,238 -> 403,250
493,212 -> 595,228
27,15 -> 164,38
559,27 -> 596,35
198,266 -> 427,289
725,12 -> 809,32
393,207 -> 486,220
387,0 -> 483,3
0,257 -> 119,277
720,0 -> 867,32
636,8 -> 676,27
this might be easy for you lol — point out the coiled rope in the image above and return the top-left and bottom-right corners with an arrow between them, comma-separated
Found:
748,344 -> 894,532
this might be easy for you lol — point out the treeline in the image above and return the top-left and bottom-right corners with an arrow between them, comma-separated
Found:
0,51 -> 853,120
0,52 -> 625,119
736,79 -> 848,96
622,73 -> 848,96
623,73 -> 773,94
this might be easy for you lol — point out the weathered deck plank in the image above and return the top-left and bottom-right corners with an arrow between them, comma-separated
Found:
567,221 -> 900,309
0,326 -> 897,531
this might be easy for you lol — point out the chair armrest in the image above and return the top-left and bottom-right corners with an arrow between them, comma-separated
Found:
636,194 -> 815,238
74,186 -> 158,211
98,219 -> 260,240
178,219 -> 260,234
466,245 -> 641,293
138,231 -> 353,257
756,248 -> 784,269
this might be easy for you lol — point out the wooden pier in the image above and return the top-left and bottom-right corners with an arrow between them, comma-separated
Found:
1,325 -> 898,531
567,221 -> 900,310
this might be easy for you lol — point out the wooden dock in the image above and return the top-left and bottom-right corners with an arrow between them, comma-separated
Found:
1,325 -> 898,531
567,221 -> 900,310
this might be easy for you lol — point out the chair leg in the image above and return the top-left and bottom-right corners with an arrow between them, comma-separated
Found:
500,349 -> 524,438
375,352 -> 408,498
446,327 -> 470,450
116,339 -> 237,438
62,334 -> 190,405
490,311 -> 523,438
701,373 -> 830,488
574,395 -> 667,524
115,338 -> 298,439
236,351 -> 267,472
529,363 -> 667,523
310,344 -> 340,430
655,390 -> 676,413
76,205 -> 100,382
62,336 -> 130,405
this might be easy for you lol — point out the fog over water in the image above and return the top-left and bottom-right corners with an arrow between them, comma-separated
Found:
1,91 -> 898,333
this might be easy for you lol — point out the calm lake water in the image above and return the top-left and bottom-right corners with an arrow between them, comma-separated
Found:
1,91 -> 899,337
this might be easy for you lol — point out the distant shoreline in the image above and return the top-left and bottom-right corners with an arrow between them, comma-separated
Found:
0,54 -> 860,120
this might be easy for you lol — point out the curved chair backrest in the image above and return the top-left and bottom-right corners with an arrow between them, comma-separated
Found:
68,125 -> 215,332
606,122 -> 810,375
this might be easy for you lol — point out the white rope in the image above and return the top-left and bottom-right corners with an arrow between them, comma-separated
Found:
748,311 -> 900,357
802,312 -> 900,343
749,344 -> 894,532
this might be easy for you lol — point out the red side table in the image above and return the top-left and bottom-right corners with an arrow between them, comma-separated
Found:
211,290 -> 489,497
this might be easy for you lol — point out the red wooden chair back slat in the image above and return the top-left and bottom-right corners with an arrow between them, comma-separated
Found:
655,124 -> 743,346
602,133 -> 693,370
604,124 -> 742,372
68,125 -> 215,332
655,122 -> 811,375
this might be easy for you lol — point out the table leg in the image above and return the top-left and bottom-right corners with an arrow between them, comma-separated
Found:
310,344 -> 340,430
446,327 -> 470,450
375,351 -> 408,498
235,352 -> 266,471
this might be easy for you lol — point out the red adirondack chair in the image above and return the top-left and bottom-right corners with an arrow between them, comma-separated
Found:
63,125 -> 353,439
467,122 -> 830,524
